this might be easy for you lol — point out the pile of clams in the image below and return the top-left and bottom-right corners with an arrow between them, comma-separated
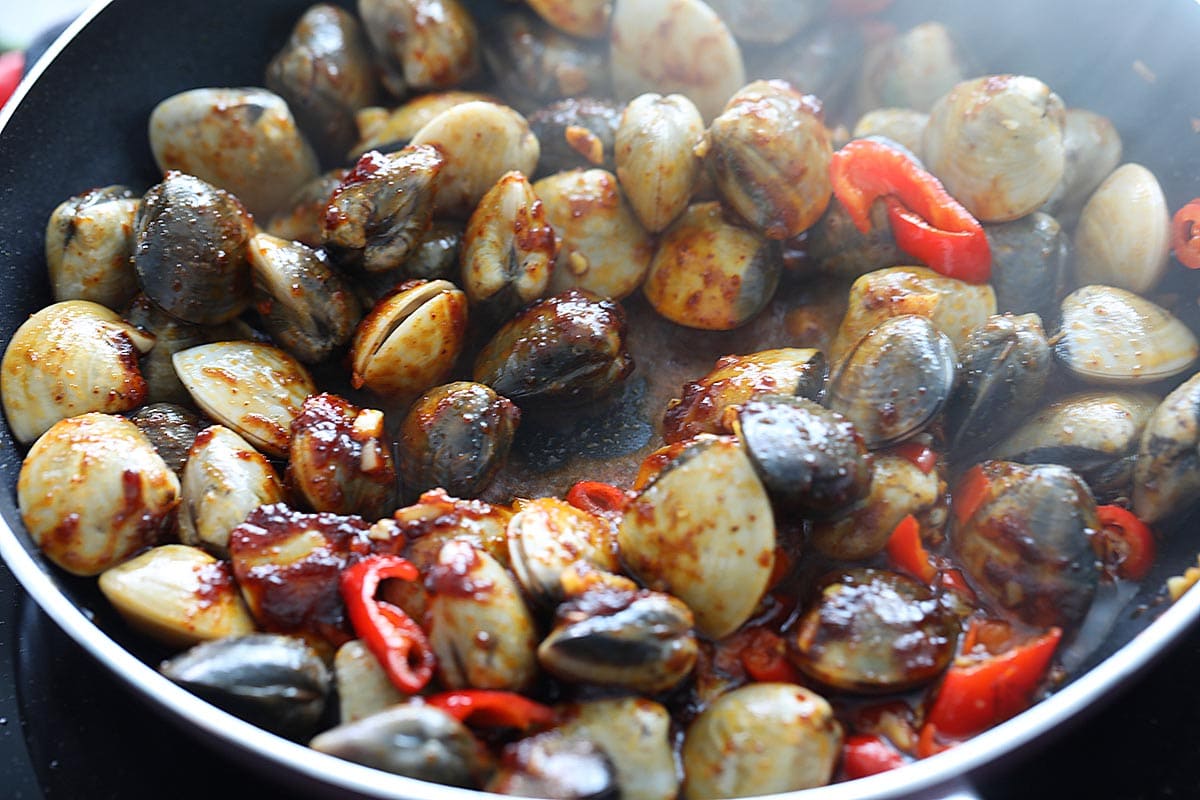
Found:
6,0 -> 1200,797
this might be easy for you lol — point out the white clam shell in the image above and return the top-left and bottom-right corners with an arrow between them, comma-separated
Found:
1073,163 -> 1170,294
614,92 -> 706,233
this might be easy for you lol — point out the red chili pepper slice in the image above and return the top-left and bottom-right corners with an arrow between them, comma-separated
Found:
738,627 -> 804,684
565,480 -> 631,521
952,464 -> 991,528
340,554 -> 435,694
888,440 -> 938,474
885,514 -> 937,584
425,690 -> 557,730
0,51 -> 23,110
1171,198 -> 1200,269
842,734 -> 907,779
830,138 -> 991,283
924,625 -> 1062,739
1092,504 -> 1156,581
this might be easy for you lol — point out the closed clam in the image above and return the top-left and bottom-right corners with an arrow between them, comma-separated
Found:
527,0 -> 612,39
357,0 -> 478,94
507,497 -> 618,606
248,232 -> 362,364
827,315 -> 957,450
161,633 -> 331,741
792,568 -> 960,693
943,313 -> 1053,460
133,170 -> 254,326
923,75 -> 1066,223
682,683 -> 842,799
663,348 -> 827,444
473,290 -> 633,407
1133,372 -> 1200,524
310,702 -> 492,786
322,145 -> 445,273
1054,285 -> 1198,387
174,341 -> 317,458
810,451 -> 944,561
350,92 -> 496,159
614,93 -> 705,233
333,639 -> 405,723
805,196 -> 906,280
829,265 -> 996,364
537,576 -> 698,694
482,11 -> 610,108
410,101 -> 540,218
288,393 -> 398,520
45,185 -> 140,308
349,279 -> 469,401
735,396 -> 871,519
148,87 -> 318,218
618,435 -> 774,639
529,97 -> 622,176
856,22 -> 966,115
488,732 -> 616,800
1043,107 -> 1123,226
953,461 -> 1100,630
461,171 -> 557,323
99,544 -> 256,648
425,539 -> 539,690
609,0 -> 745,123
17,413 -> 179,576
643,202 -> 780,331
1,300 -> 153,444
536,169 -> 654,300
397,382 -> 520,501
555,698 -> 679,800
1073,163 -> 1170,294
179,425 -> 286,558
985,211 -> 1070,321
265,169 -> 349,249
993,390 -> 1159,504
709,80 -> 833,240
265,3 -> 378,163
127,402 -> 203,475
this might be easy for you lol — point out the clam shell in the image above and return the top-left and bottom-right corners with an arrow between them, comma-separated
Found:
614,93 -> 706,233
1073,163 -> 1170,294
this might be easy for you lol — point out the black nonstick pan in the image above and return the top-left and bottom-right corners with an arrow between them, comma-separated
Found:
2,1 -> 1200,798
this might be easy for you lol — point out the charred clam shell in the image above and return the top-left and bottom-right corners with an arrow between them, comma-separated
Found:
827,315 -> 957,450
1133,372 -> 1200,524
481,11 -> 610,107
1053,285 -> 1199,387
528,96 -> 621,176
985,211 -> 1070,321
160,633 -> 331,741
473,290 -> 633,408
127,402 -> 203,476
133,170 -> 254,326
45,185 -> 140,308
397,382 -> 520,502
357,0 -> 479,94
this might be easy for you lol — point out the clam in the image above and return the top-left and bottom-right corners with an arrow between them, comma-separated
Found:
332,639 -> 404,724
99,544 -> 256,648
1043,107 -> 1123,226
609,0 -> 745,123
349,91 -> 497,160
354,219 -> 466,308
705,0 -> 828,45
643,202 -> 780,331
410,101 -> 541,218
614,93 -> 706,233
1133,372 -> 1200,524
827,315 -> 957,450
1053,285 -> 1198,387
487,733 -> 616,800
805,196 -> 906,280
179,425 -> 286,558
121,293 -> 207,406
127,402 -> 203,476
161,633 -> 331,741
349,279 -> 469,402
529,97 -> 622,176
265,169 -> 349,249
425,539 -> 540,691
45,185 -> 140,308
985,211 -> 1070,321
321,145 -> 445,273
952,461 -> 1100,630
993,390 -> 1159,504
555,698 -> 679,800
527,0 -> 612,39
133,170 -> 254,325
681,683 -> 842,799
310,702 -> 492,786
397,382 -> 520,502
856,22 -> 966,115
174,341 -> 317,458
17,413 -> 179,576
265,3 -> 379,163
461,170 -> 557,323
479,11 -> 609,108
247,232 -> 362,364
851,109 -> 929,161
357,0 -> 479,94
473,290 -> 633,407
923,75 -> 1066,223
743,19 -> 863,124
663,348 -> 827,444
1,300 -> 153,444
507,496 -> 619,606
536,169 -> 654,300
792,568 -> 960,693
618,435 -> 775,639
148,87 -> 319,218
708,80 -> 833,240
1073,163 -> 1171,294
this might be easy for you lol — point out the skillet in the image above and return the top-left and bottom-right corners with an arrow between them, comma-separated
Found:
2,0 -> 1200,798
